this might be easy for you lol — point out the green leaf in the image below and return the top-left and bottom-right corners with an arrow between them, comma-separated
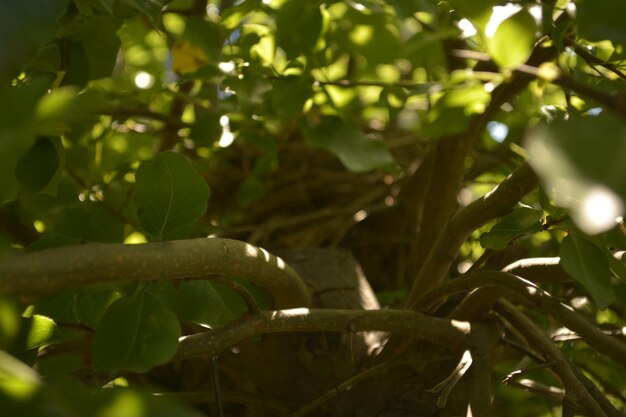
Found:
276,0 -> 323,59
178,281 -> 247,327
560,234 -> 614,309
121,0 -> 168,25
577,0 -> 626,43
60,42 -> 90,87
181,16 -> 222,62
25,315 -> 58,351
302,116 -> 394,173
0,0 -> 68,83
133,152 -> 210,241
405,32 -> 447,75
270,76 -> 313,120
236,177 -> 266,205
36,87 -> 107,135
15,137 -> 62,194
0,350 -> 40,387
220,0 -> 263,30
448,0 -> 495,30
97,0 -> 115,14
26,44 -> 61,74
424,86 -> 491,138
67,15 -> 123,80
388,0 -> 437,18
189,115 -> 222,146
0,296 -> 21,350
0,80 -> 49,203
146,281 -> 179,314
0,371 -> 203,417
33,292 -> 80,326
37,352 -> 84,376
526,114 -> 626,234
93,291 -> 181,373
337,8 -> 403,66
53,202 -> 125,243
485,8 -> 536,68
480,206 -> 543,250
73,290 -> 121,329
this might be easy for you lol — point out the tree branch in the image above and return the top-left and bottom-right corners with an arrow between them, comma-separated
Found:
450,258 -> 570,320
495,299 -> 607,417
450,48 -> 626,119
0,238 -> 311,309
291,361 -> 391,417
417,271 -> 626,366
569,363 -> 625,417
515,63 -> 625,117
502,257 -> 571,283
563,37 -> 626,82
405,162 -> 539,306
174,308 -> 471,361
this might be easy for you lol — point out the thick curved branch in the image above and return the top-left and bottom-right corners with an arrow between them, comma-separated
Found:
0,238 -> 311,309
406,163 -> 539,306
174,308 -> 471,361
417,271 -> 626,366
495,300 -> 607,417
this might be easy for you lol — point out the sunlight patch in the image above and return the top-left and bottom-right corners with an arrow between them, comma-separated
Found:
450,320 -> 471,334
245,243 -> 258,258
487,121 -> 509,143
218,115 -> 235,148
134,71 -> 154,89
578,186 -> 624,235
272,308 -> 310,319
276,256 -> 286,270
485,4 -> 522,38
457,18 -> 477,38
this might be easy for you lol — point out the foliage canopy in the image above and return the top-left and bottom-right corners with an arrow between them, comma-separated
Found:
1,0 -> 626,416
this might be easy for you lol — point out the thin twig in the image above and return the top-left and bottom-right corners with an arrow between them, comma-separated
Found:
449,48 -> 626,118
499,337 -> 545,364
102,107 -> 190,128
290,361 -> 389,417
563,37 -> 626,82
201,276 -> 264,317
507,378 -> 565,401
515,63 -> 624,116
211,356 -> 224,417
503,363 -> 553,385
64,166 -> 134,227
314,79 -> 442,93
